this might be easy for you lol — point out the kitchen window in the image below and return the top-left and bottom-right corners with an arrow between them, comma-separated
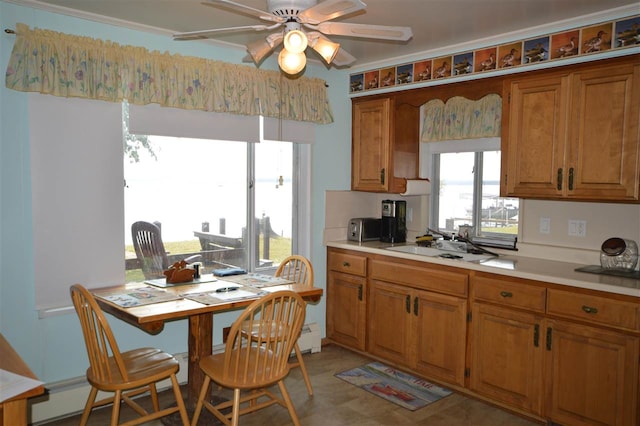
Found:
426,138 -> 518,248
124,104 -> 307,281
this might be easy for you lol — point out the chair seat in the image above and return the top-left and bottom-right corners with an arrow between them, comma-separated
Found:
86,347 -> 179,391
199,347 -> 289,391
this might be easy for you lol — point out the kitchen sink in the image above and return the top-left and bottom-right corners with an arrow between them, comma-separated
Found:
385,245 -> 496,262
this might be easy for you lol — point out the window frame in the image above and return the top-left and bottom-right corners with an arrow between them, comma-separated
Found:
424,138 -> 518,248
124,102 -> 311,275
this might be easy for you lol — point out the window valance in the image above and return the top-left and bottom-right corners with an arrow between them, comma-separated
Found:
420,94 -> 501,142
5,23 -> 333,124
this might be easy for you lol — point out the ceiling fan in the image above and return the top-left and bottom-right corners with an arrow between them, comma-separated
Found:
173,0 -> 413,74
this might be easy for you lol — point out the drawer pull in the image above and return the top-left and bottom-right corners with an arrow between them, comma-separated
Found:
581,305 -> 598,314
342,261 -> 350,267
500,291 -> 513,298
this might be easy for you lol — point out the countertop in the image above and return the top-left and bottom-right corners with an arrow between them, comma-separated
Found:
326,240 -> 640,298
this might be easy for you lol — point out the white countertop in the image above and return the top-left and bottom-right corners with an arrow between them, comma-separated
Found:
326,240 -> 640,298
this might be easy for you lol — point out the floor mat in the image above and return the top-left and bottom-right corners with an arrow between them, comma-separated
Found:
335,361 -> 452,411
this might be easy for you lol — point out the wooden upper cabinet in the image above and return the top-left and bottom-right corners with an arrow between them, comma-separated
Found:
567,62 -> 640,200
351,97 -> 419,193
352,97 -> 391,192
502,56 -> 640,201
502,74 -> 569,198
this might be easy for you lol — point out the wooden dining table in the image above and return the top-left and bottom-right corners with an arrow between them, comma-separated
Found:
0,333 -> 46,426
92,276 -> 323,409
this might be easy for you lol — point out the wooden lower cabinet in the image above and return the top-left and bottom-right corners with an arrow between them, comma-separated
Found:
327,270 -> 367,351
326,249 -> 367,351
327,248 -> 640,424
545,319 -> 639,426
368,279 -> 467,386
469,303 -> 544,415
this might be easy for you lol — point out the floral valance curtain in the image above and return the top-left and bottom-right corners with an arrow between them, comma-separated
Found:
420,94 -> 501,142
5,23 -> 333,124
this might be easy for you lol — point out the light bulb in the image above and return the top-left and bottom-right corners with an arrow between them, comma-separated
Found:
278,49 -> 306,75
283,30 -> 308,54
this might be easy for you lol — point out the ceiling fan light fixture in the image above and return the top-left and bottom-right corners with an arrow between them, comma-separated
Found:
278,49 -> 307,74
283,29 -> 308,53
310,37 -> 340,64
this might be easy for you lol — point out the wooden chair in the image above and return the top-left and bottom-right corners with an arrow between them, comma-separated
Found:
131,221 -> 169,279
274,255 -> 314,396
70,284 -> 190,426
191,291 -> 306,426
132,221 -> 202,279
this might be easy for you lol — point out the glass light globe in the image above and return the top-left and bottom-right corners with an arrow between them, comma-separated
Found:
278,50 -> 306,75
283,30 -> 308,54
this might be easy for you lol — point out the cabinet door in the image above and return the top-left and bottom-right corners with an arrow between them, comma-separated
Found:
566,63 -> 640,200
502,74 -> 569,198
368,280 -> 412,366
546,319 -> 639,426
413,289 -> 467,387
327,271 -> 367,351
469,304 -> 544,415
352,98 -> 391,192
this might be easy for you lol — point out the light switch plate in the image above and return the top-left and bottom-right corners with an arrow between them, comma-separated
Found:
539,217 -> 550,234
568,220 -> 587,237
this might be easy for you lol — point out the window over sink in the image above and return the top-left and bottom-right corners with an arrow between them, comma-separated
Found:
424,138 -> 518,249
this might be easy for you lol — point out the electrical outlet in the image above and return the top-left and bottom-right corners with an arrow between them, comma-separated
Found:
568,220 -> 587,237
539,217 -> 551,234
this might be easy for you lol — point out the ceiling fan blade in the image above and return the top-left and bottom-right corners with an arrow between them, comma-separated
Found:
246,32 -> 283,64
203,0 -> 286,24
297,0 -> 366,25
306,22 -> 413,41
332,47 -> 356,67
173,24 -> 281,40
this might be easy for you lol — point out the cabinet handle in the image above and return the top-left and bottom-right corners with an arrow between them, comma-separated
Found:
413,296 -> 418,316
405,295 -> 410,313
380,168 -> 385,185
534,324 -> 539,347
358,284 -> 363,301
568,167 -> 574,191
342,261 -> 350,267
546,327 -> 553,351
557,168 -> 563,190
581,305 -> 598,314
500,291 -> 513,298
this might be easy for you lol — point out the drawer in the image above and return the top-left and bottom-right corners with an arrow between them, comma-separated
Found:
547,289 -> 640,332
472,274 -> 546,313
370,259 -> 468,297
328,251 -> 367,277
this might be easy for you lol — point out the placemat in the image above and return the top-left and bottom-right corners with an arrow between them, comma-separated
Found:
220,273 -> 293,288
94,286 -> 181,307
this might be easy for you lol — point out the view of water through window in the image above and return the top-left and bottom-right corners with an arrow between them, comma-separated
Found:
124,136 -> 293,274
